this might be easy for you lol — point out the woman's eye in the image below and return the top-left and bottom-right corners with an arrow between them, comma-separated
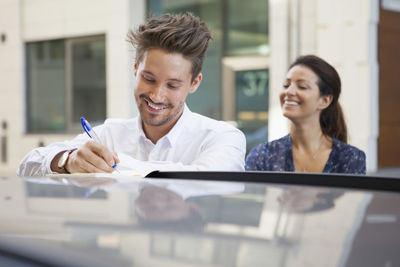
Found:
283,84 -> 289,88
299,86 -> 307,90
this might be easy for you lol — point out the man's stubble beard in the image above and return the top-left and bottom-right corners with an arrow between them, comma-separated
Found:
139,100 -> 185,127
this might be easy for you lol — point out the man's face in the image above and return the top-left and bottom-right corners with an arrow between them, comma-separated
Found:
134,49 -> 202,133
135,185 -> 191,222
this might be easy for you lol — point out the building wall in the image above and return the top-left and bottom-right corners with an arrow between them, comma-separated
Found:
268,0 -> 291,141
0,0 -> 144,175
0,0 -> 26,175
315,0 -> 376,170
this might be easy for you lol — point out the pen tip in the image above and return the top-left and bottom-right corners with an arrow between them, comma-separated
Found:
112,164 -> 120,173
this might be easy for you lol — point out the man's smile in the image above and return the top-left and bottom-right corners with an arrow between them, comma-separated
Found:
142,96 -> 169,113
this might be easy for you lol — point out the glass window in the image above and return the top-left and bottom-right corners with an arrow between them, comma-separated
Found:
26,36 -> 106,133
71,38 -> 106,125
235,69 -> 269,150
27,40 -> 66,132
225,0 -> 269,56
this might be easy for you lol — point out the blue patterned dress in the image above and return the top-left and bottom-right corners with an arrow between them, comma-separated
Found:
245,134 -> 366,174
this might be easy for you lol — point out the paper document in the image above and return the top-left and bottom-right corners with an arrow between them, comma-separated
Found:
48,152 -> 157,179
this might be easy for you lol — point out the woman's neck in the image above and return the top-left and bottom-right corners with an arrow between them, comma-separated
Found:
289,119 -> 332,172
290,120 -> 325,152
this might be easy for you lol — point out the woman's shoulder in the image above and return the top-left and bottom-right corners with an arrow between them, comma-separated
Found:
249,134 -> 290,154
270,134 -> 291,146
330,138 -> 366,174
246,135 -> 291,171
332,138 -> 366,158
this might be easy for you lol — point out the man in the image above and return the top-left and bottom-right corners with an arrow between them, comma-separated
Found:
18,13 -> 246,176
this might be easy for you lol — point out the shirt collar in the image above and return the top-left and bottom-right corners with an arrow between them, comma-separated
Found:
137,103 -> 191,147
163,104 -> 191,147
137,115 -> 147,141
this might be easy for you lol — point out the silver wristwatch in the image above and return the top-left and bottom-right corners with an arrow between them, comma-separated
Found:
57,149 -> 76,173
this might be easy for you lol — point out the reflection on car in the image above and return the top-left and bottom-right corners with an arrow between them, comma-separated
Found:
0,172 -> 400,267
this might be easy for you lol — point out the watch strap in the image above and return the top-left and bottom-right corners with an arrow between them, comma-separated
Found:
57,149 -> 77,173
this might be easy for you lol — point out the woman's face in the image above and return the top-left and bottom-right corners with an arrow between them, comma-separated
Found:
280,65 -> 331,123
278,187 -> 333,212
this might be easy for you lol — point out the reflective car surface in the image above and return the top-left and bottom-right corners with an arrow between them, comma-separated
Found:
0,172 -> 399,267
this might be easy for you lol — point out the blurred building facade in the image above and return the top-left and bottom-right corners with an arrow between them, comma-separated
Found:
0,0 -> 398,175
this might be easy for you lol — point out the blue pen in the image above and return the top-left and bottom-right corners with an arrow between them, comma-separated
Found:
80,117 -> 119,171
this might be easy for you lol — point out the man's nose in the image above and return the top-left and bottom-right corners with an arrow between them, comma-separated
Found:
149,84 -> 166,103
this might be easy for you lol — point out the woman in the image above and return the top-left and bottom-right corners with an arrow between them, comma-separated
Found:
246,55 -> 366,174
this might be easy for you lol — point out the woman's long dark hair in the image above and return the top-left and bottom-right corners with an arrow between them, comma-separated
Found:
289,55 -> 347,143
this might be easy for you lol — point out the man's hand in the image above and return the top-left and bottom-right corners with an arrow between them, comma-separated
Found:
65,141 -> 119,173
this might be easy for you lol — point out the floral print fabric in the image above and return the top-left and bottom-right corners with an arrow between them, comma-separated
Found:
245,134 -> 366,174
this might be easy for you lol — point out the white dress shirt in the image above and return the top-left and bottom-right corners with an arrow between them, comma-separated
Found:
18,105 -> 246,176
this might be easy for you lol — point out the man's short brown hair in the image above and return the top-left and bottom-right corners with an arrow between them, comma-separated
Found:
127,13 -> 212,82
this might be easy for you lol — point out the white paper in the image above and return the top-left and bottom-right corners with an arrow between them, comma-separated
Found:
48,153 -> 157,179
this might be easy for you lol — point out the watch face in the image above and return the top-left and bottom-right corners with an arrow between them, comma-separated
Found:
58,151 -> 70,169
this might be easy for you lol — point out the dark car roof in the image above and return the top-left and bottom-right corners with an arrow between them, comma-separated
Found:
1,172 -> 400,267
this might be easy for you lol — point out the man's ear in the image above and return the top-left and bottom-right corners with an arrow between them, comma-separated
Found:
319,94 -> 333,110
189,73 -> 202,94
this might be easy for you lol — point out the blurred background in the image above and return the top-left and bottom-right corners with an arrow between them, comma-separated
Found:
0,0 -> 399,175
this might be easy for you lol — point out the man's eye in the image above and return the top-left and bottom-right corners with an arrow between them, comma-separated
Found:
299,85 -> 307,90
142,76 -> 155,83
167,84 -> 179,89
283,84 -> 289,88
